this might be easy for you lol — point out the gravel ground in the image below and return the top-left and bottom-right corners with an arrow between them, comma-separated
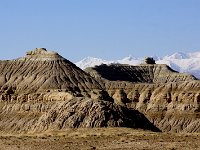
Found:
0,128 -> 199,150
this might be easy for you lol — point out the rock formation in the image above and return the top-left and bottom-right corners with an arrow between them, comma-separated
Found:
1,48 -> 200,133
0,48 -> 159,133
85,64 -> 200,132
0,98 -> 159,133
0,48 -> 103,95
85,64 -> 196,83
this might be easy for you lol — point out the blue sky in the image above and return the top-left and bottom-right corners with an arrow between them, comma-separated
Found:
1,0 -> 200,62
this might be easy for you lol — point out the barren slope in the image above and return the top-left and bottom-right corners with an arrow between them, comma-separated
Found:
0,98 -> 160,133
85,64 -> 196,83
0,48 -> 159,133
85,64 -> 200,132
0,48 -> 102,94
1,48 -> 200,133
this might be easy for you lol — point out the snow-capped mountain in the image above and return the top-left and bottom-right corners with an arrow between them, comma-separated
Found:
157,52 -> 200,79
75,57 -> 114,69
75,52 -> 200,79
117,55 -> 142,65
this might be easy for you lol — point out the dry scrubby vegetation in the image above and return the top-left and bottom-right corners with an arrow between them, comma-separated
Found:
0,128 -> 200,150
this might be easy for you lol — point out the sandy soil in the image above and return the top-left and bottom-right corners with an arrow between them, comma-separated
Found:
0,128 -> 199,150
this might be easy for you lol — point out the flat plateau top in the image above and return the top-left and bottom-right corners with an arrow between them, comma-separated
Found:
18,48 -> 64,61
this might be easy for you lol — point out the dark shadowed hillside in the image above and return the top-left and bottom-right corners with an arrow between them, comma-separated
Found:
85,64 -> 196,83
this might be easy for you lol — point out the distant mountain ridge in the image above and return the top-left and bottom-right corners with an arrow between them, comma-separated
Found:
75,52 -> 200,79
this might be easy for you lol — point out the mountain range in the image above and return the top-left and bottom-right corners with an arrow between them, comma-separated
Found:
75,51 -> 200,79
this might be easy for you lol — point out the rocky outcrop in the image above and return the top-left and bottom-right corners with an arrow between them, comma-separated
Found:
108,82 -> 200,133
25,48 -> 61,60
0,48 -> 160,134
123,82 -> 200,132
0,48 -> 102,95
85,64 -> 200,133
1,48 -> 200,133
0,98 -> 160,133
85,64 -> 196,83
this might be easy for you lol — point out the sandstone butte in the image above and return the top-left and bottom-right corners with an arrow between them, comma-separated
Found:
0,48 -> 199,134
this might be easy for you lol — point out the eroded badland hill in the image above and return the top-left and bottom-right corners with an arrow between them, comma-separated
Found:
0,48 -> 160,133
0,48 -> 200,149
86,64 -> 200,132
